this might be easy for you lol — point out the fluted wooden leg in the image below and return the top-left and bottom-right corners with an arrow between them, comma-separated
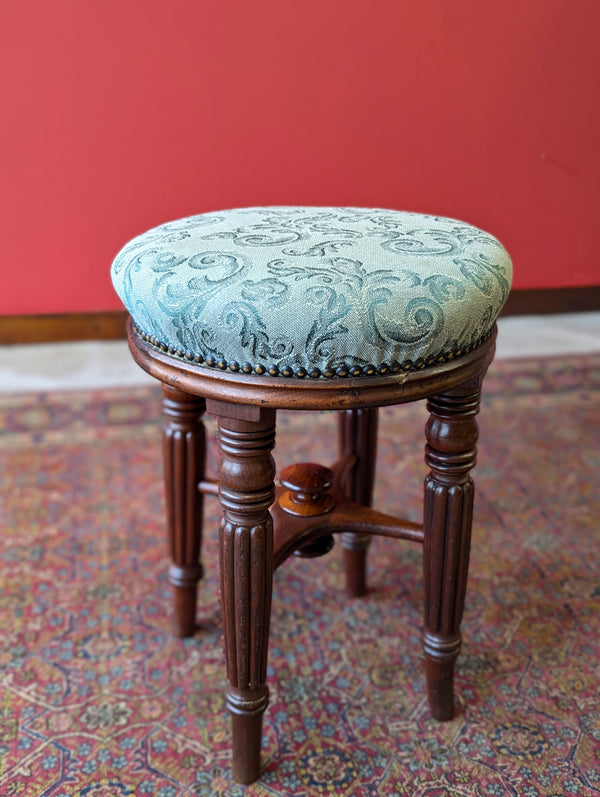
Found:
162,385 -> 206,638
213,404 -> 276,785
422,376 -> 483,720
339,408 -> 379,597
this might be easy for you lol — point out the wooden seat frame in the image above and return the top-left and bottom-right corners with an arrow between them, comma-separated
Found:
129,320 -> 497,784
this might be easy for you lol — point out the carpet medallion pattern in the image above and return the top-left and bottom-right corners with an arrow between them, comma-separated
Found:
0,354 -> 598,795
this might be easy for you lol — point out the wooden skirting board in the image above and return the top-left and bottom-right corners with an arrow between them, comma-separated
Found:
1,287 -> 599,345
0,311 -> 128,344
501,285 -> 600,316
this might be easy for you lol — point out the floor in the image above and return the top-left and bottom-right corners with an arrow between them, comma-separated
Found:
0,312 -> 599,393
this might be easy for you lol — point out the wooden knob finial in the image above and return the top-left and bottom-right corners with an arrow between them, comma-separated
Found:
279,462 -> 335,517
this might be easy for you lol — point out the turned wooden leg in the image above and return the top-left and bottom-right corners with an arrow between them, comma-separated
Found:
162,385 -> 206,638
212,403 -> 276,785
339,408 -> 379,597
422,376 -> 483,720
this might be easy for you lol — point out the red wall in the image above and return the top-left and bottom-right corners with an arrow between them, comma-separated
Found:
2,0 -> 598,315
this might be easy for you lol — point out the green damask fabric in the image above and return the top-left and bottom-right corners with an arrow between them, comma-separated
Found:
111,207 -> 512,378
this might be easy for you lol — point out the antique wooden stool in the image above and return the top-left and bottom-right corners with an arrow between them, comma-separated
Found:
111,207 -> 512,784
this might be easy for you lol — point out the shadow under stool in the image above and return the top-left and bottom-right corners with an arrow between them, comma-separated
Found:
111,206 -> 512,784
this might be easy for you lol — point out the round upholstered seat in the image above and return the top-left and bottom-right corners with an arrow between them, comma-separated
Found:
111,207 -> 512,378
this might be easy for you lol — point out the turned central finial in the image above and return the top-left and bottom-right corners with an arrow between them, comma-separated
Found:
279,463 -> 335,517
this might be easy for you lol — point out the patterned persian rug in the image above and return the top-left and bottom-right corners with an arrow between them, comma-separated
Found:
0,354 -> 599,796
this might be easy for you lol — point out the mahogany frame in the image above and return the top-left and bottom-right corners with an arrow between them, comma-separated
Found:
128,320 -> 496,784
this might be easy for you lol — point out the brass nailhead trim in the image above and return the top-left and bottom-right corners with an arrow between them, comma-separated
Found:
133,324 -> 493,380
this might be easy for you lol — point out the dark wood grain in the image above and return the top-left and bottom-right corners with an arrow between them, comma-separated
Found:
422,376 -> 483,720
338,408 -> 379,597
210,403 -> 276,785
271,480 -> 424,568
162,385 -> 207,637
129,322 -> 497,785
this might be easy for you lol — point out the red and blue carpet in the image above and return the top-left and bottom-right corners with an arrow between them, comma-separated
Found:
0,354 -> 599,796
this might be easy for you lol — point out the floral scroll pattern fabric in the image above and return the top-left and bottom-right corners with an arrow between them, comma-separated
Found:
111,207 -> 512,378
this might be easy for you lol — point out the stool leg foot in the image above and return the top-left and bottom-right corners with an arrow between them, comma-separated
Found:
162,386 -> 207,638
215,407 -> 276,785
341,537 -> 370,598
230,705 -> 267,784
422,376 -> 483,720
169,580 -> 199,639
339,408 -> 378,597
